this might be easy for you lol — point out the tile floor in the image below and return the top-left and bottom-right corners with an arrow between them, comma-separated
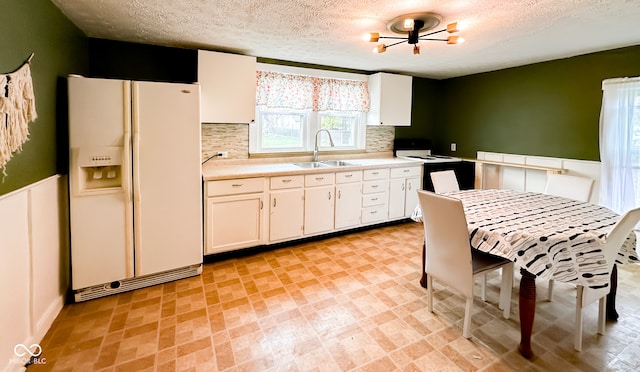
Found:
31,222 -> 640,371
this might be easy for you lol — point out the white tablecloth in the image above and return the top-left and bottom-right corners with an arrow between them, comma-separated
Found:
413,189 -> 638,288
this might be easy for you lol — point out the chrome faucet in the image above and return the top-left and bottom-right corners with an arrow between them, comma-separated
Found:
313,129 -> 335,162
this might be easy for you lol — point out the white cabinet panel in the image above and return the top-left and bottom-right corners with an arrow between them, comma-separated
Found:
335,182 -> 361,230
206,194 -> 265,254
270,188 -> 304,242
304,185 -> 335,236
367,72 -> 413,126
198,50 -> 257,124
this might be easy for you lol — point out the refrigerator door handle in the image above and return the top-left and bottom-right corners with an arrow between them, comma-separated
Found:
131,82 -> 143,274
123,82 -> 135,278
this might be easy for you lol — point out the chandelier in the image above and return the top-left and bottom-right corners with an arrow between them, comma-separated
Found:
363,12 -> 464,55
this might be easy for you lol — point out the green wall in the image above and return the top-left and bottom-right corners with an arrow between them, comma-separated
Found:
0,0 -> 88,196
414,46 -> 640,160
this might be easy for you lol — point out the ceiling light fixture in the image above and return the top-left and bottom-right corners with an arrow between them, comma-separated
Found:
363,12 -> 464,55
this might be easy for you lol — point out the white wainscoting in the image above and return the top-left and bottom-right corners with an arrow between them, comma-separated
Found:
477,152 -> 601,204
0,175 -> 68,372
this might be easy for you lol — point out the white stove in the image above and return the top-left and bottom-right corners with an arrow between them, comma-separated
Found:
395,149 -> 462,163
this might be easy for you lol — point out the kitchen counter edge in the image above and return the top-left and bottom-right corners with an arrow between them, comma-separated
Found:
202,158 -> 424,181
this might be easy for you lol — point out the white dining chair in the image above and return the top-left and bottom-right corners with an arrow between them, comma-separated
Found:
573,206 -> 640,351
544,173 -> 594,202
430,170 -> 460,194
544,173 -> 595,301
418,190 -> 513,339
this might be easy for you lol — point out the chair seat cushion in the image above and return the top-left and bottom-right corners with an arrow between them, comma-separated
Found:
472,248 -> 512,274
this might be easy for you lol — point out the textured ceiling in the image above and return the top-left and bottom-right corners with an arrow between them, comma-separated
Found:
51,0 -> 640,79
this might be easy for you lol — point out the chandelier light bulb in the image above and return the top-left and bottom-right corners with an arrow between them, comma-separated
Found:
374,44 -> 387,53
363,32 -> 379,42
413,45 -> 420,55
403,18 -> 414,29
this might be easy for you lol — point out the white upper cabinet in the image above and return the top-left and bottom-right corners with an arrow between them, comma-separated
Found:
367,72 -> 413,126
198,50 -> 257,124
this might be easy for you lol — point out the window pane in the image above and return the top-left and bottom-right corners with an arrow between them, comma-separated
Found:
319,114 -> 356,147
261,112 -> 304,148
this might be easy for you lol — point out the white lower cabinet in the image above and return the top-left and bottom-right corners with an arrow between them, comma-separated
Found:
388,167 -> 422,219
335,170 -> 362,230
205,178 -> 266,254
361,168 -> 389,225
269,175 -> 304,242
303,173 -> 335,236
204,164 -> 419,255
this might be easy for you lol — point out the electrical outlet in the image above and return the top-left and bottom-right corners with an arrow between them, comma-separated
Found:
451,143 -> 457,152
219,151 -> 229,158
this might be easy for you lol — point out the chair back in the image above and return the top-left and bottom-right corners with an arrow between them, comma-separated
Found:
430,170 -> 460,194
544,174 -> 594,202
418,190 -> 474,297
582,207 -> 640,306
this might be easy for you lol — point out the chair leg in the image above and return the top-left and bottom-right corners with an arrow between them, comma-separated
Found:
463,297 -> 473,339
481,274 -> 487,302
427,275 -> 434,313
548,279 -> 554,302
598,296 -> 606,335
575,285 -> 584,351
499,264 -> 513,319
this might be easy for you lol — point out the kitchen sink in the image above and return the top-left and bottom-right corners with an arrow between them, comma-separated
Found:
320,160 -> 358,167
292,161 -> 330,168
292,160 -> 358,168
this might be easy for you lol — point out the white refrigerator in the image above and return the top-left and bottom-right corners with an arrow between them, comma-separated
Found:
68,76 -> 203,301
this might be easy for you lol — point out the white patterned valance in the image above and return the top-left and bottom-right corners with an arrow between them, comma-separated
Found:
0,60 -> 38,177
256,71 -> 370,112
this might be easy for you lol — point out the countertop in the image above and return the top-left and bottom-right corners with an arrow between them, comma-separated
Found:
202,155 -> 423,181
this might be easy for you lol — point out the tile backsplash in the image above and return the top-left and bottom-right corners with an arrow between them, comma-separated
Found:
202,123 -> 395,161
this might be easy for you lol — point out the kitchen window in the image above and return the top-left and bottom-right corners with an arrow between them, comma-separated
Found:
250,66 -> 369,154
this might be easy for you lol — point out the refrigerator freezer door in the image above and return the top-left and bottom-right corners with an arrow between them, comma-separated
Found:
132,81 -> 203,276
68,77 -> 135,289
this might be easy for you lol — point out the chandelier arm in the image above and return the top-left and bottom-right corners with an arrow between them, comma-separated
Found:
418,28 -> 448,37
417,38 -> 448,41
378,36 -> 408,40
385,39 -> 409,48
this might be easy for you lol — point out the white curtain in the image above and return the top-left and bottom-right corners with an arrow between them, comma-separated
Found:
599,77 -> 640,215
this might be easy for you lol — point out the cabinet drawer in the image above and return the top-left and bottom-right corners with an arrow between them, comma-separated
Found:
207,178 -> 265,196
390,166 -> 421,178
305,173 -> 335,187
362,193 -> 386,207
362,179 -> 387,194
363,168 -> 389,180
270,175 -> 304,190
336,170 -> 362,184
362,205 -> 387,224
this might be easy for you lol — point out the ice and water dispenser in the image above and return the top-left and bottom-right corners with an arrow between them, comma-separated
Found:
73,147 -> 124,193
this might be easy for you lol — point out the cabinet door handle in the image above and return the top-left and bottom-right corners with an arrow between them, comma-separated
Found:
372,184 -> 379,189
328,191 -> 332,200
402,183 -> 405,191
260,200 -> 263,210
273,198 -> 276,208
345,174 -> 353,178
404,169 -> 410,173
338,190 -> 342,199
407,182 -> 412,190
315,177 -> 324,181
372,172 -> 379,175
371,197 -> 378,201
232,184 -> 243,187
282,179 -> 292,183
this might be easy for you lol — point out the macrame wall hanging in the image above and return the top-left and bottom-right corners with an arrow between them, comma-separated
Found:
0,53 -> 38,178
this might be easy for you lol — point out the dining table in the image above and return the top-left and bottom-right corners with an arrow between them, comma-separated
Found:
412,189 -> 638,358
